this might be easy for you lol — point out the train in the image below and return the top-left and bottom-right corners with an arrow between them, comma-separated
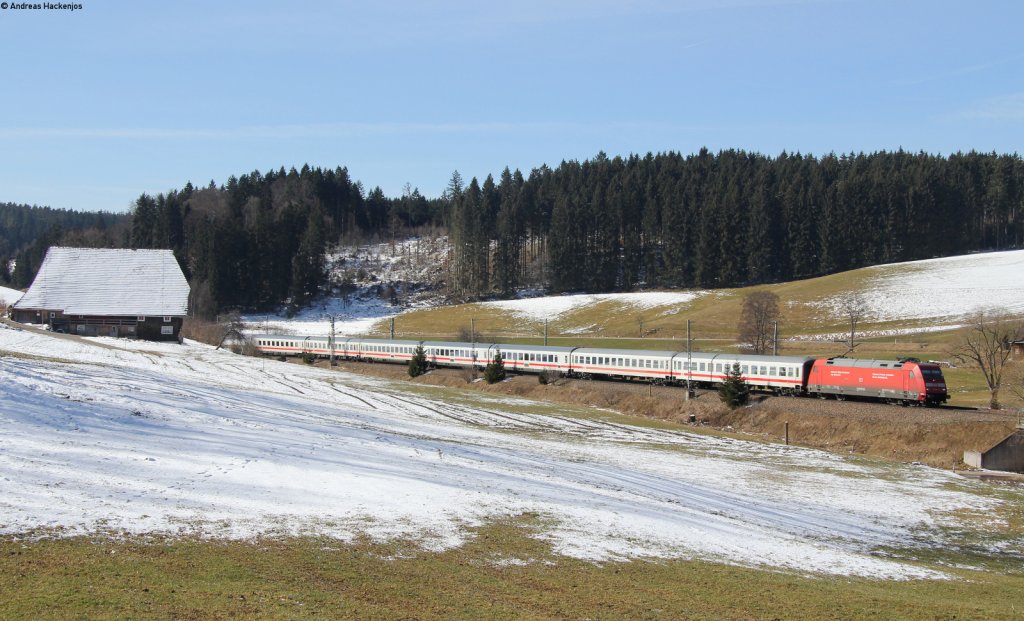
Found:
251,334 -> 949,406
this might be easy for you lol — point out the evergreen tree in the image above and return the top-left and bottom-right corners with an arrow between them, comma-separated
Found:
130,194 -> 158,248
408,344 -> 428,378
484,350 -> 506,384
718,363 -> 750,408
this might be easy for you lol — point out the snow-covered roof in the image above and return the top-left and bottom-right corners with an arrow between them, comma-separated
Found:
13,247 -> 189,317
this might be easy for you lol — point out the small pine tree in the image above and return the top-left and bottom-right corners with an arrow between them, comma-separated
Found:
484,351 -> 506,384
408,344 -> 428,378
718,362 -> 750,408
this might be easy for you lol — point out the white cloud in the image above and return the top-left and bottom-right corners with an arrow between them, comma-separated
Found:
956,93 -> 1024,121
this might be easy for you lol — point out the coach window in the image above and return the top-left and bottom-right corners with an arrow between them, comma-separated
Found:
741,365 -> 748,374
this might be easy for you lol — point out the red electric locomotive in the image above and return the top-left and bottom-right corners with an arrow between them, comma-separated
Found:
807,357 -> 948,406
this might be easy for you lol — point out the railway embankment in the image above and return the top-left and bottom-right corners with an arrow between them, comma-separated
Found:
313,359 -> 1021,471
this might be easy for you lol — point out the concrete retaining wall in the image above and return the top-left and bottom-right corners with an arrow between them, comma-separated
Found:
964,429 -> 1024,472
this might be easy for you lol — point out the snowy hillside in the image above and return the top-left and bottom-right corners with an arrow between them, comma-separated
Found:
482,291 -> 709,323
248,238 -> 1024,339
0,286 -> 21,306
0,324 -> 1012,579
819,248 -> 1024,323
244,236 -> 447,335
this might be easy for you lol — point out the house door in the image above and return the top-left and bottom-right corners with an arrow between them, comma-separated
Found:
111,326 -> 118,338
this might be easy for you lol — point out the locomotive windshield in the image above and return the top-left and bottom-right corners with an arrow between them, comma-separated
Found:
921,368 -> 944,381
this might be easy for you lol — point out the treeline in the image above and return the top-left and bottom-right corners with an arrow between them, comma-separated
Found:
127,166 -> 439,317
0,203 -> 129,288
448,149 -> 1024,297
4,150 -> 1022,317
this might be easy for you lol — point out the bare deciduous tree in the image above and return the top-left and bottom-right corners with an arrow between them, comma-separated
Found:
839,291 -> 867,354
1009,366 -> 1024,408
738,291 -> 780,354
951,312 -> 1023,410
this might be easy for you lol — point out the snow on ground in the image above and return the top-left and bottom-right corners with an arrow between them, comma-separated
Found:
483,291 -> 709,323
817,249 -> 1024,324
245,296 -> 408,336
243,237 -> 447,336
0,325 -> 1011,579
0,286 -> 22,306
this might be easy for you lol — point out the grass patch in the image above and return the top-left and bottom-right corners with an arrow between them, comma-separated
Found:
4,523 -> 1024,620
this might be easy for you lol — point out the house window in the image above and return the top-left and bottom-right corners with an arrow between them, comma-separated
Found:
138,316 -> 146,321
163,316 -> 172,323
161,326 -> 173,335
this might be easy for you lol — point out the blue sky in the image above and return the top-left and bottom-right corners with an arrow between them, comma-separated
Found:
0,0 -> 1021,212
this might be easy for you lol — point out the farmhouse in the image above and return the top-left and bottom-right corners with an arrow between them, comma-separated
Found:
10,247 -> 190,341
1013,340 -> 1024,358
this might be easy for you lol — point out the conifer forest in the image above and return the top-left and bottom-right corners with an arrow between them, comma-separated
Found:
2,149 -> 1022,317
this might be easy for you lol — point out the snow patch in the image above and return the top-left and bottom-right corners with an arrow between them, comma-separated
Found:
0,286 -> 22,306
814,249 -> 1024,322
482,291 -> 709,323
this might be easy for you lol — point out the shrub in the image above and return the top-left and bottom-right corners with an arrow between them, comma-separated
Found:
539,370 -> 561,385
484,351 -> 506,384
408,344 -> 428,378
302,352 -> 316,365
718,362 -> 750,408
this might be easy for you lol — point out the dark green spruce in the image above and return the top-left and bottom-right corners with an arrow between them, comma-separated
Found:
719,363 -> 751,408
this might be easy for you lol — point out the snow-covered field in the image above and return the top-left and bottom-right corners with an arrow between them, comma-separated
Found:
817,249 -> 1024,324
482,291 -> 709,323
0,285 -> 22,306
1,323 -> 1012,579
